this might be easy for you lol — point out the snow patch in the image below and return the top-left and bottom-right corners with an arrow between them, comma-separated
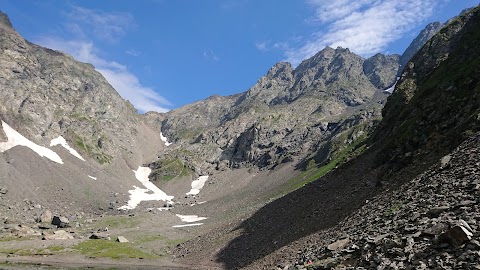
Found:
186,175 -> 209,196
0,121 -> 63,164
119,166 -> 174,210
190,201 -> 207,206
88,175 -> 97,180
172,223 -> 204,228
50,136 -> 85,161
384,77 -> 400,93
176,214 -> 207,223
160,132 -> 172,146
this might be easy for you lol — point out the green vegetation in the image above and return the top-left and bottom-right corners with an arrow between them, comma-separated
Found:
151,157 -> 193,182
72,133 -> 112,164
0,246 -> 66,256
93,215 -> 140,229
280,134 -> 367,195
73,239 -> 159,259
385,203 -> 403,217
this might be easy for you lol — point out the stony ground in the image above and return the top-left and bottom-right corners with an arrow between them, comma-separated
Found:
248,133 -> 480,269
170,133 -> 480,270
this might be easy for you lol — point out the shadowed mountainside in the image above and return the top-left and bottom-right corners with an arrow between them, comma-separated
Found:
172,5 -> 480,269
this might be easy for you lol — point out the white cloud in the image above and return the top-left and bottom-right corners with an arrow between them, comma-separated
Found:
66,6 -> 134,42
255,41 -> 268,52
36,37 -> 171,113
203,50 -> 220,61
125,49 -> 141,56
284,0 -> 439,65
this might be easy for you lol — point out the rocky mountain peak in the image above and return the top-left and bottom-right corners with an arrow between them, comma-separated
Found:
0,10 -> 13,29
364,53 -> 401,89
265,62 -> 293,80
399,21 -> 445,70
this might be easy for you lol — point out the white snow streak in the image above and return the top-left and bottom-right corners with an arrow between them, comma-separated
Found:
186,175 -> 209,196
0,121 -> 63,164
50,136 -> 85,161
160,132 -> 172,146
119,166 -> 174,210
384,77 -> 400,93
172,223 -> 204,228
176,214 -> 208,223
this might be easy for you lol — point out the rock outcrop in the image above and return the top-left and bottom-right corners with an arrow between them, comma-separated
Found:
155,47 -> 400,177
0,10 -> 162,164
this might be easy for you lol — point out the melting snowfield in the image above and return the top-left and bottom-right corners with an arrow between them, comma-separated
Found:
50,136 -> 85,161
176,214 -> 207,223
0,121 -> 63,164
160,132 -> 172,146
119,166 -> 174,210
186,175 -> 209,196
172,223 -> 204,228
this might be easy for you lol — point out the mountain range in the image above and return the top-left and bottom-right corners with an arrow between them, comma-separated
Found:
0,5 -> 479,270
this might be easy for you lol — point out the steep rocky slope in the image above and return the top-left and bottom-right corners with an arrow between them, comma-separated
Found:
374,6 -> 480,179
0,11 -> 163,165
399,21 -> 444,71
172,5 -> 480,269
0,10 -> 166,220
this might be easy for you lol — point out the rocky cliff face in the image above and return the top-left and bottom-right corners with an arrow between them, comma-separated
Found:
0,10 -> 162,165
155,47 -> 400,177
373,6 -> 480,177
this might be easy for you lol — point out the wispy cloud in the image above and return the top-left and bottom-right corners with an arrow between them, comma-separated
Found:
284,0 -> 439,65
65,6 -> 134,42
36,37 -> 171,113
203,50 -> 220,61
255,41 -> 269,52
125,49 -> 141,57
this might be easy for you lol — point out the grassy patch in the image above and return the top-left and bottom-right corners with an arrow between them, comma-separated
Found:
73,239 -> 159,259
72,133 -> 112,164
93,215 -> 140,230
0,246 -> 67,256
280,135 -> 367,195
385,203 -> 403,217
150,157 -> 193,182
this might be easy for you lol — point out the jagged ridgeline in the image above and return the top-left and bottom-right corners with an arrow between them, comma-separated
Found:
156,47 -> 400,175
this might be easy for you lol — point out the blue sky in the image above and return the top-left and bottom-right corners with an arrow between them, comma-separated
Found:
1,0 -> 479,112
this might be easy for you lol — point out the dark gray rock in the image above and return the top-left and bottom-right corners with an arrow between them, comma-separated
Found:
51,216 -> 70,228
90,232 -> 110,239
439,226 -> 473,247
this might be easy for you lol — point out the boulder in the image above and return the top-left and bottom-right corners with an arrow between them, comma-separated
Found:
327,238 -> 350,251
117,236 -> 129,243
52,216 -> 70,228
440,155 -> 452,169
90,232 -> 110,239
42,230 -> 74,240
37,210 -> 53,223
427,206 -> 449,218
439,226 -> 473,247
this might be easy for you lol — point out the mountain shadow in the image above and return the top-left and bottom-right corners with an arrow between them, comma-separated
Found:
215,5 -> 480,269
